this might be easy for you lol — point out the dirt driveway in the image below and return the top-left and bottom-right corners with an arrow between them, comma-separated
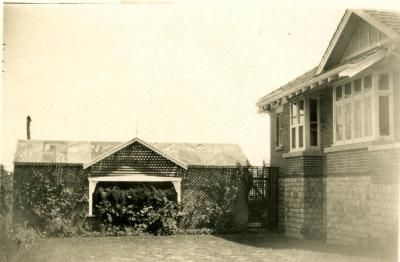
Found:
12,232 -> 396,262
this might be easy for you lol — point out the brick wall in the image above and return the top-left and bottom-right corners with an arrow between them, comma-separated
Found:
268,66 -> 399,245
326,148 -> 399,246
281,175 -> 326,239
269,97 -> 326,239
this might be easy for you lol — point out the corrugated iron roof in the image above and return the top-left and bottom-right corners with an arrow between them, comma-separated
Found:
14,139 -> 249,167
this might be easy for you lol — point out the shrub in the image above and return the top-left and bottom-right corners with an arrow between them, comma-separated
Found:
15,170 -> 87,237
95,185 -> 181,236
0,165 -> 12,217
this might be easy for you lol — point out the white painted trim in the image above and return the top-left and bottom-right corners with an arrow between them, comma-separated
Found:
282,150 -> 324,158
257,64 -> 349,109
316,9 -> 398,75
87,175 -> 182,216
83,137 -> 187,170
324,141 -> 371,153
88,175 -> 182,183
368,143 -> 400,152
332,65 -> 395,146
316,10 -> 352,75
339,49 -> 386,78
352,10 -> 399,39
289,95 -> 321,153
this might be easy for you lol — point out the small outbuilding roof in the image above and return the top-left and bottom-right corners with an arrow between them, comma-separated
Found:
14,138 -> 249,167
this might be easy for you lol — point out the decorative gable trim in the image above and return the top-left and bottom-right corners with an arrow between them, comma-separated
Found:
83,137 -> 188,170
316,9 -> 399,75
352,10 -> 399,39
316,10 -> 352,75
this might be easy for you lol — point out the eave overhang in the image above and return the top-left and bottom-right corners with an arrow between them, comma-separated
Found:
257,48 -> 388,113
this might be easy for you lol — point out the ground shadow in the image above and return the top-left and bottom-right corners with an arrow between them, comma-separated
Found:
216,231 -> 398,261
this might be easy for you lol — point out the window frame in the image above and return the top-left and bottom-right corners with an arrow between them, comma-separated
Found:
332,69 -> 394,146
290,99 -> 304,151
289,96 -> 320,152
276,113 -> 283,148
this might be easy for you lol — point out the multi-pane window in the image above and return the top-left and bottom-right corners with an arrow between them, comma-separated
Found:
309,99 -> 318,146
290,98 -> 319,151
333,72 -> 393,144
378,73 -> 390,136
291,100 -> 304,149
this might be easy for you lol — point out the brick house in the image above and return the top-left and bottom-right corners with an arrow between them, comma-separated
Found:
257,9 -> 399,245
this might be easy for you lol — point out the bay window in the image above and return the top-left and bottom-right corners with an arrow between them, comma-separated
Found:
333,71 -> 394,145
290,97 -> 320,151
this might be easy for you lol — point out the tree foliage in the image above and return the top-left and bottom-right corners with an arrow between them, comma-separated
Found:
0,165 -> 13,217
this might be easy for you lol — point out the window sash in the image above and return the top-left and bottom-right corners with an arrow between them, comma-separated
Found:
309,99 -> 318,147
290,98 -> 319,151
335,105 -> 343,142
379,95 -> 390,136
354,99 -> 362,138
364,95 -> 373,137
333,71 -> 393,145
276,114 -> 283,146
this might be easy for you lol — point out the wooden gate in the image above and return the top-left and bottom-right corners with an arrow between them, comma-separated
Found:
247,166 -> 278,230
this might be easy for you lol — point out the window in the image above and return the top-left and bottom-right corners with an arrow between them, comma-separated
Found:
290,100 -> 304,149
276,114 -> 283,147
335,105 -> 343,141
354,79 -> 361,95
333,71 -> 393,144
364,96 -> 373,136
354,100 -> 362,138
309,99 -> 318,146
379,73 -> 389,90
377,73 -> 391,136
344,102 -> 352,140
290,97 -> 319,151
379,96 -> 389,135
335,86 -> 342,101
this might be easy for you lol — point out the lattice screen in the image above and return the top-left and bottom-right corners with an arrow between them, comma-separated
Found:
13,164 -> 250,232
13,164 -> 90,226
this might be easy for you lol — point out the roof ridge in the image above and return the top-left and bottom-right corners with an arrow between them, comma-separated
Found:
17,139 -> 241,146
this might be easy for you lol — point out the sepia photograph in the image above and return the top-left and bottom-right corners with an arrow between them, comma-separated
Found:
0,0 -> 399,261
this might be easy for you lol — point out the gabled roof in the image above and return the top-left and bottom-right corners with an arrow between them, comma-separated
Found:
316,9 -> 400,75
257,47 -> 388,109
362,9 -> 400,35
14,138 -> 249,168
83,137 -> 188,169
257,9 -> 400,111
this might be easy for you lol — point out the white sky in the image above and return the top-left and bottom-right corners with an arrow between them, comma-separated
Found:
1,1 -> 399,171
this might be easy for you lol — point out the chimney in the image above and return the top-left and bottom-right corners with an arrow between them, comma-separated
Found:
26,116 -> 32,140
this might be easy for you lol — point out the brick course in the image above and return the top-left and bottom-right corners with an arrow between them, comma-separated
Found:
268,65 -> 399,245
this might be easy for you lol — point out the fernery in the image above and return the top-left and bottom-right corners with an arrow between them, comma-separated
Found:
94,185 -> 181,235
